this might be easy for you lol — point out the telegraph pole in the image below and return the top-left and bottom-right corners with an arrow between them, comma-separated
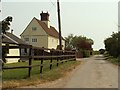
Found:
57,0 -> 62,50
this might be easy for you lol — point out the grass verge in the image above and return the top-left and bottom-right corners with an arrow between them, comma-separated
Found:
2,60 -> 81,89
104,54 -> 120,65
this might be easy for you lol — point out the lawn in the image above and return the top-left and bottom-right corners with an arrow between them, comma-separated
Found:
3,60 -> 61,80
2,59 -> 81,89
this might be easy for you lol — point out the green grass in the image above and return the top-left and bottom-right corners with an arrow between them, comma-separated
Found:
2,59 -> 81,89
108,57 -> 120,65
104,54 -> 120,65
3,60 -> 59,80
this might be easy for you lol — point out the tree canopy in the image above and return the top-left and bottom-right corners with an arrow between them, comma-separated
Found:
104,32 -> 120,57
0,16 -> 13,34
65,34 -> 94,51
99,49 -> 105,54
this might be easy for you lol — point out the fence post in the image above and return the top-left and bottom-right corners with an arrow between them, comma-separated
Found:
61,51 -> 63,64
50,50 -> 53,70
64,51 -> 67,62
40,49 -> 44,74
28,46 -> 32,77
57,51 -> 59,67
74,51 -> 76,60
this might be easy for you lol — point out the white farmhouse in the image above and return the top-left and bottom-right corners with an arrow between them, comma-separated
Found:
20,11 -> 65,50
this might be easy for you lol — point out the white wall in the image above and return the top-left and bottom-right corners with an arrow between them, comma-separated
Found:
6,49 -> 20,63
48,36 -> 59,49
21,18 -> 48,48
48,36 -> 65,50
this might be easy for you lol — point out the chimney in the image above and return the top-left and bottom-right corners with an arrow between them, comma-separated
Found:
40,11 -> 50,28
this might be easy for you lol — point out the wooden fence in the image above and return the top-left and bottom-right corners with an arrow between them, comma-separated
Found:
2,44 -> 76,77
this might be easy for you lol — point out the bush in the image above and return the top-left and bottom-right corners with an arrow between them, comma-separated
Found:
83,50 -> 90,57
104,32 -> 120,57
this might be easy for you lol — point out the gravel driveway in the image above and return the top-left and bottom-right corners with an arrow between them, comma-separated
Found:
64,55 -> 118,88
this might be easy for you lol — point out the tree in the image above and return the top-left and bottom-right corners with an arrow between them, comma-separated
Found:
0,16 -> 13,34
65,34 -> 74,50
104,32 -> 120,57
0,16 -> 13,65
65,34 -> 94,51
99,49 -> 105,54
65,34 -> 94,57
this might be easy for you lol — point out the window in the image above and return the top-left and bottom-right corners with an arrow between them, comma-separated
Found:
24,38 -> 29,42
32,27 -> 37,31
32,38 -> 37,42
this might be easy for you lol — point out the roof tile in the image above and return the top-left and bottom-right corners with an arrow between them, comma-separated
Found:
35,18 -> 64,39
2,32 -> 27,45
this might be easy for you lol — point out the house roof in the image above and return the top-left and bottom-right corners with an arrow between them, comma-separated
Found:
35,18 -> 61,38
21,17 -> 64,40
2,32 -> 27,45
35,18 -> 64,40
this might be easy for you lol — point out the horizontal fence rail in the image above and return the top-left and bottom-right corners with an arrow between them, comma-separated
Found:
5,55 -> 75,59
2,44 -> 76,77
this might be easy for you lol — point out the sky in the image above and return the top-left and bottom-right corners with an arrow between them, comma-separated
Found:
119,1 -> 120,31
1,0 -> 119,50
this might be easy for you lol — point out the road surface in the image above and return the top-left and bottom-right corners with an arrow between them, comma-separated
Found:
21,55 -> 118,88
64,55 -> 118,88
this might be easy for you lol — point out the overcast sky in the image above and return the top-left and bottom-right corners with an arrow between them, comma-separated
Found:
1,0 -> 119,50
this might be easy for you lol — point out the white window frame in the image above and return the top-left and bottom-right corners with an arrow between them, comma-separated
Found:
32,38 -> 37,42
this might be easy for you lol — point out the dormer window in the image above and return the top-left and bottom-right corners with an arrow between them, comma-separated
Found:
32,27 -> 37,31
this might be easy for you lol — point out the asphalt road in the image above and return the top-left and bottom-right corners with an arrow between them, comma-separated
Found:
64,55 -> 118,88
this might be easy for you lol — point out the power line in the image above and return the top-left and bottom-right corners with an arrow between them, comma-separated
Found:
49,0 -> 56,12
50,0 -> 55,6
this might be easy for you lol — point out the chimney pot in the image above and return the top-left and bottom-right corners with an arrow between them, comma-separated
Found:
40,11 -> 49,21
